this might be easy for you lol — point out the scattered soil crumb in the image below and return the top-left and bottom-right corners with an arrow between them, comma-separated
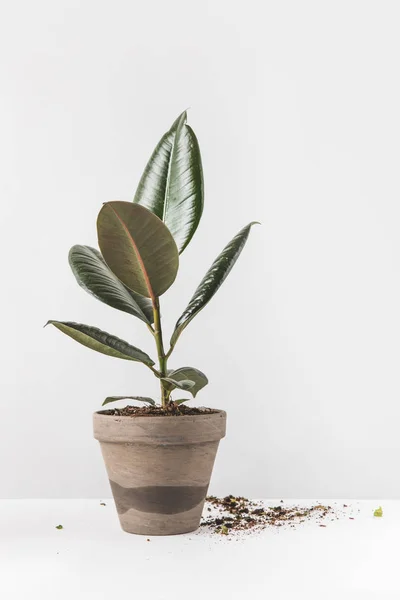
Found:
200,496 -> 353,536
100,404 -> 218,418
146,538 -> 151,542
100,502 -> 106,506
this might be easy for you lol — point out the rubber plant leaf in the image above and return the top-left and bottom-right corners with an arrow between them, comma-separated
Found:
133,111 -> 204,254
170,222 -> 259,347
102,396 -> 156,406
97,202 -> 179,300
165,367 -> 208,398
160,377 -> 195,392
45,321 -> 155,365
69,245 -> 153,324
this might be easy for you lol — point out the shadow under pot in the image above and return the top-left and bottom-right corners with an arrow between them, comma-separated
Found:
93,409 -> 227,536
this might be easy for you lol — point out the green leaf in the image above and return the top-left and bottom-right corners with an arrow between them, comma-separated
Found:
69,245 -> 153,324
373,506 -> 383,517
133,111 -> 204,254
97,202 -> 179,299
170,222 -> 259,346
174,399 -> 188,406
166,367 -> 208,397
45,321 -> 155,365
102,396 -> 156,406
160,377 -> 195,392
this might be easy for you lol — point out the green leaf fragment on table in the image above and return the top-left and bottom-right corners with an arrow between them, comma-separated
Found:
373,506 -> 383,517
220,525 -> 229,535
55,524 -> 63,530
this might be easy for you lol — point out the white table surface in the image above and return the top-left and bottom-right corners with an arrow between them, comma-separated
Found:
0,499 -> 398,599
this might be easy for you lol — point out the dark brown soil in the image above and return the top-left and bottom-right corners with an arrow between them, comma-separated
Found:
99,404 -> 218,417
200,495 -> 339,535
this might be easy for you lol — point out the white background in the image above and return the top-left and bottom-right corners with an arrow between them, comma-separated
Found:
1,0 -> 400,499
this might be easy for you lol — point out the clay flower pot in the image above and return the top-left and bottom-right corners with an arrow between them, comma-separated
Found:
93,409 -> 227,535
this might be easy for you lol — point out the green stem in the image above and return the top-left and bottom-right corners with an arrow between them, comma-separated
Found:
146,323 -> 155,335
165,344 -> 174,360
153,298 -> 170,408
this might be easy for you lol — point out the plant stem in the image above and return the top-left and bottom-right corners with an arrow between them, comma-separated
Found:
146,323 -> 155,335
152,297 -> 169,408
168,346 -> 178,360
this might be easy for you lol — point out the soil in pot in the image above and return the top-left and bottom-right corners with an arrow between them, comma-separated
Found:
100,404 -> 218,417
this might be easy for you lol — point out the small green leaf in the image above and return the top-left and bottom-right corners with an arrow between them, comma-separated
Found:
45,321 -> 154,365
161,377 -> 195,392
220,525 -> 229,535
373,506 -> 383,517
166,367 -> 208,397
102,396 -> 156,406
174,399 -> 188,406
55,524 -> 63,530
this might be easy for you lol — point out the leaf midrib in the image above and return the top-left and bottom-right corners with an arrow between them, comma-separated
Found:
162,115 -> 184,223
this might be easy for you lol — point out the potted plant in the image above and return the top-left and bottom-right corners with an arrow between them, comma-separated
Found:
47,112 -> 258,535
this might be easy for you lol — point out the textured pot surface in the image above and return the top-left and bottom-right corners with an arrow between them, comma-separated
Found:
93,410 -> 227,536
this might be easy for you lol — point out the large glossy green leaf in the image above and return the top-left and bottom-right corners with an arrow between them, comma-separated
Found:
102,396 -> 155,406
69,245 -> 153,324
170,222 -> 259,347
133,111 -> 204,254
165,367 -> 208,397
46,321 -> 154,365
97,202 -> 179,300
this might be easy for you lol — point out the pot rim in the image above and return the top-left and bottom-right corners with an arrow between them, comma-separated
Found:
93,408 -> 227,444
94,407 -> 226,419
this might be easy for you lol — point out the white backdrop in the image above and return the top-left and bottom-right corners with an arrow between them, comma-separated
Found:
2,0 -> 400,499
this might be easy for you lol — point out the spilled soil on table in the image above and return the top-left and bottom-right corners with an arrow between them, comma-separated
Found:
200,495 -> 354,536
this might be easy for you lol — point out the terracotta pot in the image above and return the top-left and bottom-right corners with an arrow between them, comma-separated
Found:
93,409 -> 227,535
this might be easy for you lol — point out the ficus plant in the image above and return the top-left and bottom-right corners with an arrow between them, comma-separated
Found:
47,112 -> 258,409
